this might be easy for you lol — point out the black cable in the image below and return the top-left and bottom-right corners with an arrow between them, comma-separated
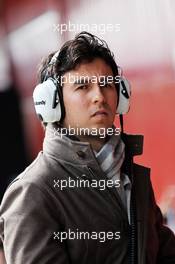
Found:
119,114 -> 124,133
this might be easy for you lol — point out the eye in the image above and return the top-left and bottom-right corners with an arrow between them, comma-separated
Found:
101,82 -> 114,88
77,84 -> 88,90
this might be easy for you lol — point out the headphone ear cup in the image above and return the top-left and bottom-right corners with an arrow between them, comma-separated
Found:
116,77 -> 131,114
33,78 -> 62,122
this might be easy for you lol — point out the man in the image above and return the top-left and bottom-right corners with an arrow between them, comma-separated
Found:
0,32 -> 175,264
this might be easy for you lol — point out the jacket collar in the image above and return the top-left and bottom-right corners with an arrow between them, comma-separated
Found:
43,124 -> 144,166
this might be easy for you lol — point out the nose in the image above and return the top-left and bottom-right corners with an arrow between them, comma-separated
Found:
91,84 -> 106,104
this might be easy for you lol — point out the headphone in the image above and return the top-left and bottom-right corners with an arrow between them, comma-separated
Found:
33,51 -> 131,123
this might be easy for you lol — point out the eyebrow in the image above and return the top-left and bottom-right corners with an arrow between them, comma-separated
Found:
73,77 -> 90,85
73,76 -> 113,85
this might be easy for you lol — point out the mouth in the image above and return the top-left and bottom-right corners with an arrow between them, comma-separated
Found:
91,109 -> 108,117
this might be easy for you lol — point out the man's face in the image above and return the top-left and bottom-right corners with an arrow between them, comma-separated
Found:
62,58 -> 118,136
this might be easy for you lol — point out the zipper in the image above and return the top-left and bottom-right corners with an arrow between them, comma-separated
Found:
129,189 -> 137,264
88,165 -> 137,264
87,166 -> 96,178
87,166 -> 128,220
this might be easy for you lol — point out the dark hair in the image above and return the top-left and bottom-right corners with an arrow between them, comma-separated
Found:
37,32 -> 119,128
38,31 -> 119,87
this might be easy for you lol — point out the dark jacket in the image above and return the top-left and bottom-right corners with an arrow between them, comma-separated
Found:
0,126 -> 175,264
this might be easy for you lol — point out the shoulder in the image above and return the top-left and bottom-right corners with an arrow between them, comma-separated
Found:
6,151 -> 64,194
132,163 -> 152,194
0,151 -> 67,234
0,151 -> 64,216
